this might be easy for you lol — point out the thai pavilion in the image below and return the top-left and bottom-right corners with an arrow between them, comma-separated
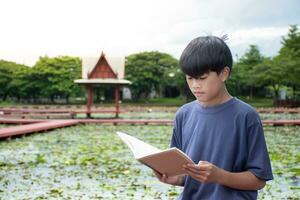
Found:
75,52 -> 131,118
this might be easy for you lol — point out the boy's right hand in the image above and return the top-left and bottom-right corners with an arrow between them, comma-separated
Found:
153,171 -> 184,186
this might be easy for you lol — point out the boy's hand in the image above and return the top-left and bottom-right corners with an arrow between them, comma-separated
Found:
183,160 -> 223,184
153,171 -> 184,186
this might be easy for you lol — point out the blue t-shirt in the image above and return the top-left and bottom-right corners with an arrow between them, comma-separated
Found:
171,97 -> 273,200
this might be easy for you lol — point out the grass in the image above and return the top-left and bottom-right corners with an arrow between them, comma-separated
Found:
0,96 -> 275,108
119,97 -> 187,107
238,96 -> 274,108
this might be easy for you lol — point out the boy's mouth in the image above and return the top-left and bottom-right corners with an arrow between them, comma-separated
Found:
193,91 -> 205,96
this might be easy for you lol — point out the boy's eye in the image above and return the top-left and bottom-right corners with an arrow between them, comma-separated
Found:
186,76 -> 207,80
198,76 -> 207,80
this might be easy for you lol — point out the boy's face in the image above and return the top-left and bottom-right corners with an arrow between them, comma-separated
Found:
186,68 -> 229,106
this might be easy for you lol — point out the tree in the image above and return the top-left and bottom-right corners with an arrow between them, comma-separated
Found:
226,62 -> 241,97
125,51 -> 182,100
238,45 -> 265,97
0,60 -> 28,101
276,24 -> 300,99
162,67 -> 186,98
2,56 -> 83,103
250,25 -> 300,102
33,56 -> 83,103
280,25 -> 300,56
253,58 -> 285,99
0,61 -> 13,100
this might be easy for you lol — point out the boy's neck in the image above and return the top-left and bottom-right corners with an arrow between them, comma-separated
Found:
198,88 -> 232,108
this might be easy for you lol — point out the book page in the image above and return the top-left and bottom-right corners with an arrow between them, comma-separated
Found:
116,131 -> 162,159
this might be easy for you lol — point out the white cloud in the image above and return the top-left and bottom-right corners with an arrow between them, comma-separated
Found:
0,0 -> 298,66
228,27 -> 289,58
229,27 -> 288,45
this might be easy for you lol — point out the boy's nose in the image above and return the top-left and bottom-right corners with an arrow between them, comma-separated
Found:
192,79 -> 200,88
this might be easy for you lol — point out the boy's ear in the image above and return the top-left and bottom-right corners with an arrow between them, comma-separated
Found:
221,67 -> 230,82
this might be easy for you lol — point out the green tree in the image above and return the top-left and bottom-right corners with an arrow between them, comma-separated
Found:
162,67 -> 186,98
238,45 -> 265,97
10,66 -> 42,102
276,24 -> 300,99
0,60 -> 28,101
253,57 -> 285,99
226,62 -> 241,96
251,25 -> 300,102
280,25 -> 300,56
125,51 -> 182,99
33,56 -> 83,103
0,60 -> 13,100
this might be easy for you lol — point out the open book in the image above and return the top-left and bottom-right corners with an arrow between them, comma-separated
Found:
116,131 -> 194,177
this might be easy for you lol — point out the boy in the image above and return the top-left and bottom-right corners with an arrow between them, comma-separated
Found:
154,36 -> 273,199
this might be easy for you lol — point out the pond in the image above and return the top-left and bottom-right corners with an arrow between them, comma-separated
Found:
76,112 -> 300,120
0,124 -> 299,199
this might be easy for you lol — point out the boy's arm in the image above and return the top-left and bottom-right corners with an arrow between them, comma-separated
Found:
153,171 -> 185,186
217,169 -> 266,190
183,161 -> 266,190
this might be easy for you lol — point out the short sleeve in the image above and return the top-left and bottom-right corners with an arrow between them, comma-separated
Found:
170,111 -> 187,185
246,121 -> 273,181
170,112 -> 183,150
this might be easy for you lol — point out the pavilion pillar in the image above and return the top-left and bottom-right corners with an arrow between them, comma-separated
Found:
115,85 -> 120,118
86,85 -> 94,118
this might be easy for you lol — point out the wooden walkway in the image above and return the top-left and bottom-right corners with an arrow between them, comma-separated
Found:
0,108 -> 127,119
262,119 -> 300,126
0,120 -> 79,138
77,119 -> 300,126
2,118 -> 299,125
256,108 -> 300,114
79,119 -> 174,125
0,118 -> 299,139
1,107 -> 300,119
0,118 -> 46,124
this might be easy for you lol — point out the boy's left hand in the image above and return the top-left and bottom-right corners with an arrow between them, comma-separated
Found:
183,160 -> 223,184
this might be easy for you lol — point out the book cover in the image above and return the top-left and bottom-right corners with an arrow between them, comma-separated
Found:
116,131 -> 194,177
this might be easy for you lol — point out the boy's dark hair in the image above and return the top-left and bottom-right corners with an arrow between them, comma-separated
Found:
179,36 -> 233,77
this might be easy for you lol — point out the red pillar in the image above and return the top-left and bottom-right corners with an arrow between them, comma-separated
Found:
115,85 -> 120,118
86,85 -> 93,118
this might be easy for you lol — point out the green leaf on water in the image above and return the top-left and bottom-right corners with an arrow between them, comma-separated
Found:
290,186 -> 300,190
35,154 -> 46,164
290,168 -> 300,176
0,124 -> 299,199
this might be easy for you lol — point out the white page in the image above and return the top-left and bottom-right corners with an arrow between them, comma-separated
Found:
116,131 -> 162,159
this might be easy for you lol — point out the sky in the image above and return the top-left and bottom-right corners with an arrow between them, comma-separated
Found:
0,0 -> 299,66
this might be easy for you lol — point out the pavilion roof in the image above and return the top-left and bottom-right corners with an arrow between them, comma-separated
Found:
81,55 -> 125,79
